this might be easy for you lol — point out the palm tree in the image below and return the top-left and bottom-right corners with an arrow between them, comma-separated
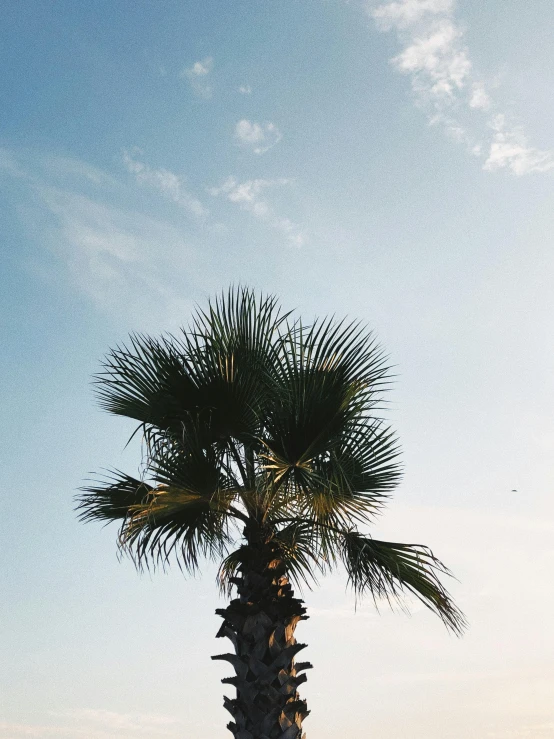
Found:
77,287 -> 464,739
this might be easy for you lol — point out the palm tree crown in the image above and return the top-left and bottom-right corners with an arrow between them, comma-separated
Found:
77,287 -> 464,737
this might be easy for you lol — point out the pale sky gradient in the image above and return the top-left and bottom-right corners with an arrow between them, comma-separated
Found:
1,1 -> 553,737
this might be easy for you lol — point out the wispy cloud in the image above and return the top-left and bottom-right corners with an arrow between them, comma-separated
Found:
209,176 -> 290,212
181,56 -> 214,98
0,147 -> 120,189
0,709 -> 183,738
36,185 -> 195,319
0,147 -> 31,179
123,149 -> 208,218
52,709 -> 180,735
208,176 -> 305,246
368,0 -> 554,174
234,119 -> 282,154
1,147 -> 306,318
0,149 -> 200,322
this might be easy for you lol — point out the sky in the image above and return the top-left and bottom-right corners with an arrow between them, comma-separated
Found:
1,0 -> 553,736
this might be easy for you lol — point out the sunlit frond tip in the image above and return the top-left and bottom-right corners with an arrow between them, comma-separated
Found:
76,470 -> 231,574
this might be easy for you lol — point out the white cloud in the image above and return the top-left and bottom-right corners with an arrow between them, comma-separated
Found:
484,115 -> 554,175
123,149 -> 207,218
392,20 -> 471,96
181,56 -> 213,98
443,121 -> 467,143
469,81 -> 491,110
368,0 -> 554,174
238,84 -> 252,95
209,176 -> 305,245
189,59 -> 212,76
372,0 -> 453,29
235,120 -> 265,144
234,119 -> 282,154
272,217 -> 306,247
209,176 -> 291,203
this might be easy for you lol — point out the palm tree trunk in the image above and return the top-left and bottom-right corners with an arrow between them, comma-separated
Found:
213,540 -> 311,739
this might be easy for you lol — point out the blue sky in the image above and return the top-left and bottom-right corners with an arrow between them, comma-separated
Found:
1,1 -> 553,737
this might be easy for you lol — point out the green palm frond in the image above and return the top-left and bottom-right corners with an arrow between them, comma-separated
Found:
77,470 -> 153,522
258,315 -> 398,519
217,546 -> 245,595
340,531 -> 466,634
273,520 -> 326,588
276,315 -> 392,404
261,419 -> 401,531
189,286 -> 288,364
95,288 -> 285,447
77,469 -> 233,573
79,425 -> 243,572
119,484 -> 232,572
148,421 -> 241,495
95,333 -> 195,430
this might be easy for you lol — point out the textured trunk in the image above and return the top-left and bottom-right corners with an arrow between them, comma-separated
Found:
212,537 -> 311,739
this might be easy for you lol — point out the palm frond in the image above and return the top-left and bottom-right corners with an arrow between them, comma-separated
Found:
119,484 -> 232,573
95,334 -> 186,423
217,546 -> 246,595
340,531 -> 466,634
179,287 -> 289,445
76,470 -> 153,523
273,520 -> 326,589
189,286 -> 288,363
148,422 -> 241,495
260,419 -> 401,534
78,428 -> 241,572
276,315 -> 393,403
259,313 -> 395,480
95,287 -> 287,449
